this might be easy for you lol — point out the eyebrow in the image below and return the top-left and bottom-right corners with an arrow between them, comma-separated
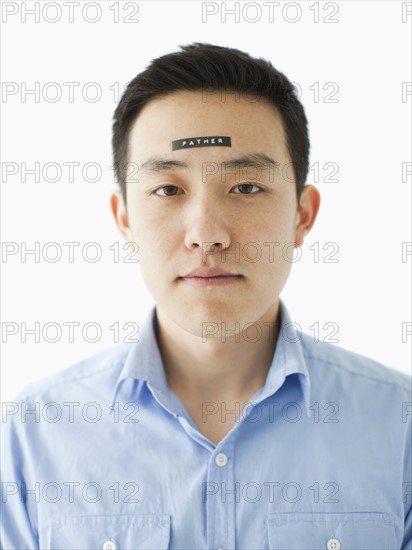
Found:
138,153 -> 280,177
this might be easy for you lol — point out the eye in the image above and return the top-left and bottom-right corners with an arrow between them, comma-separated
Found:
152,185 -> 183,197
231,183 -> 263,194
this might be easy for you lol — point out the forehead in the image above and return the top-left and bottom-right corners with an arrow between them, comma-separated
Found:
127,90 -> 290,166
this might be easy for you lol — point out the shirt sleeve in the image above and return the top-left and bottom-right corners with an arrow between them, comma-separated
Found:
1,403 -> 39,550
402,503 -> 412,550
402,406 -> 412,550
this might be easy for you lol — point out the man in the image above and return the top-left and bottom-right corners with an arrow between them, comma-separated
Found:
1,43 -> 411,549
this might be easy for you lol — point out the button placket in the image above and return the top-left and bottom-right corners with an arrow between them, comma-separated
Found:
206,443 -> 235,550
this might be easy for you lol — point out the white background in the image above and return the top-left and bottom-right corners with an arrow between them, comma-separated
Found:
1,0 -> 411,404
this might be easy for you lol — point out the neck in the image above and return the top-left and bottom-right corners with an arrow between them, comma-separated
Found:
155,300 -> 281,403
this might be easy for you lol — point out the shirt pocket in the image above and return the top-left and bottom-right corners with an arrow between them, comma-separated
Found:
267,512 -> 397,550
44,513 -> 170,550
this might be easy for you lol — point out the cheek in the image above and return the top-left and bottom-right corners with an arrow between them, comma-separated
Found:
132,217 -> 176,270
246,206 -> 296,248
245,210 -> 296,274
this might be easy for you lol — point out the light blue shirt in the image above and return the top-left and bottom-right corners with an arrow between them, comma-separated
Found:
1,300 -> 411,550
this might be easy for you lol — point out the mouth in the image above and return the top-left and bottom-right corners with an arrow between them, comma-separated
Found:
178,274 -> 244,286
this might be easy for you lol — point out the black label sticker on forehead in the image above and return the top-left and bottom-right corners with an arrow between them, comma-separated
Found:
172,136 -> 231,151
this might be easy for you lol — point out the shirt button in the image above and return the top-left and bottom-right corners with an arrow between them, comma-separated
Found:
215,453 -> 228,467
102,541 -> 116,550
327,539 -> 341,550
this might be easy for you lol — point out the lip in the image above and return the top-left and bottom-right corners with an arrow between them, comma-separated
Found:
179,267 -> 244,286
182,267 -> 240,278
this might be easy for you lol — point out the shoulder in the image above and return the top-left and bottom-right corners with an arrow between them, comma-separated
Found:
300,332 -> 411,395
12,342 -> 132,403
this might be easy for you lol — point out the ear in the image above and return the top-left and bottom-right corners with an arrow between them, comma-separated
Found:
110,191 -> 134,241
294,185 -> 321,247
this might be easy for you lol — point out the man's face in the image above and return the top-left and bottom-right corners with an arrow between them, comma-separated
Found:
113,90 -> 312,337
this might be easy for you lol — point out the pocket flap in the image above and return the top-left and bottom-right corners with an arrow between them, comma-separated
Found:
46,514 -> 170,550
268,512 -> 396,550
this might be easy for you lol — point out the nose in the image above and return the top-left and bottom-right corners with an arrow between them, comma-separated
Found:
183,192 -> 232,255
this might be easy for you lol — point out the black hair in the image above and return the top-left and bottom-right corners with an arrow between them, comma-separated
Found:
112,42 -> 309,206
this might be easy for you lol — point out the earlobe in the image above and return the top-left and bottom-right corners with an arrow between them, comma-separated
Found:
294,185 -> 321,247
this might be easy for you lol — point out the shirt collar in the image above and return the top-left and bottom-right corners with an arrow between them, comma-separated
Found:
260,299 -> 312,419
111,299 -> 311,419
